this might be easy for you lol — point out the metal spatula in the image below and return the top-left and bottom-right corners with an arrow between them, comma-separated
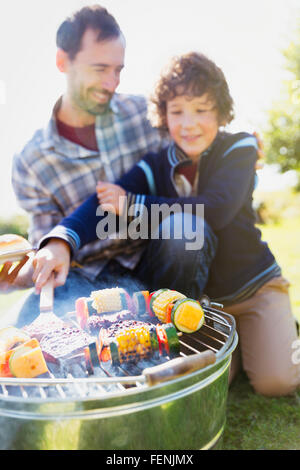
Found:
23,274 -> 67,340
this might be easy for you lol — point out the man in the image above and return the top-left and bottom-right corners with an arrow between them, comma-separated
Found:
0,5 -> 167,324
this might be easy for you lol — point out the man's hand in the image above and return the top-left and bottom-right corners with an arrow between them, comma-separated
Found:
96,181 -> 126,215
32,239 -> 71,293
0,255 -> 34,292
253,131 -> 264,170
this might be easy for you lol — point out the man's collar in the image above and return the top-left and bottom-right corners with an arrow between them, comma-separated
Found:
40,95 -> 120,157
40,98 -> 62,151
109,93 -> 120,114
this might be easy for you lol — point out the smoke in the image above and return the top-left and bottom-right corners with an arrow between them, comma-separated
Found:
53,267 -> 147,318
8,264 -> 146,329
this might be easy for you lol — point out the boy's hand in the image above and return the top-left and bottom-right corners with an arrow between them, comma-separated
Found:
96,181 -> 126,215
253,131 -> 264,170
32,239 -> 71,293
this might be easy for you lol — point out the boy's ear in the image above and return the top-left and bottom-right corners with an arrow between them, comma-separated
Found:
56,48 -> 69,73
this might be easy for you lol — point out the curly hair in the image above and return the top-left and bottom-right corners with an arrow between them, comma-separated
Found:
149,52 -> 234,130
56,5 -> 122,60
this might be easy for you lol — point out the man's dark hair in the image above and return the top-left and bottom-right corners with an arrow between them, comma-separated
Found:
56,5 -> 122,60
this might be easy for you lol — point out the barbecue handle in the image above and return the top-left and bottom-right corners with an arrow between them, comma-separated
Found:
143,350 -> 216,386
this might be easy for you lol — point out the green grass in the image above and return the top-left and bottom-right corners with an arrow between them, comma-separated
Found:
223,216 -> 300,450
0,290 -> 27,311
0,289 -> 28,325
224,372 -> 300,450
259,217 -> 300,323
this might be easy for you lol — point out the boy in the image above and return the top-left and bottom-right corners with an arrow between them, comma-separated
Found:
33,52 -> 300,396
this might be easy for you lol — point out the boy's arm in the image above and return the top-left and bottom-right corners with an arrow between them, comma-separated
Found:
36,137 -> 257,251
37,160 -> 152,253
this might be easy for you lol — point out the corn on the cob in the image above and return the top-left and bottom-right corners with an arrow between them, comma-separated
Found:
90,287 -> 129,314
151,289 -> 186,323
111,324 -> 153,364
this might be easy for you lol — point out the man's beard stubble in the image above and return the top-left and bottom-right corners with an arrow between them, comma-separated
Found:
73,86 -> 112,116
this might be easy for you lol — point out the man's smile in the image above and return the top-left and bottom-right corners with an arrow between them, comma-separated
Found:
91,90 -> 112,103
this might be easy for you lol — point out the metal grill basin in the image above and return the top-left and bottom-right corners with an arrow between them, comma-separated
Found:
0,307 -> 238,450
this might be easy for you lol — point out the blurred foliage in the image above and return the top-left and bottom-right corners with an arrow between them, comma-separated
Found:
253,188 -> 300,225
0,214 -> 29,238
264,18 -> 300,182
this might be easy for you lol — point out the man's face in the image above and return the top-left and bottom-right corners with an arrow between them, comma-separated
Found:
66,29 -> 125,115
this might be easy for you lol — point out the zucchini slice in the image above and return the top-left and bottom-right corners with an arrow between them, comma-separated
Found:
0,326 -> 30,354
110,341 -> 120,366
120,292 -> 129,310
132,291 -> 150,315
149,326 -> 159,359
88,341 -> 101,369
163,323 -> 180,357
171,299 -> 205,333
86,299 -> 97,316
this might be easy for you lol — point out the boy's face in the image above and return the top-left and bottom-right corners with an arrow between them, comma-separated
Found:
166,94 -> 220,160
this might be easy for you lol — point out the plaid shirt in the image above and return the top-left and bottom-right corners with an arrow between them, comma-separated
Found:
12,93 -> 166,279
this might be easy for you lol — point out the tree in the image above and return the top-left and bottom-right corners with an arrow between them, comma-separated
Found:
264,21 -> 300,176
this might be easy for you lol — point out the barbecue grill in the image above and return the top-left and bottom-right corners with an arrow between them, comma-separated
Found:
0,305 -> 237,450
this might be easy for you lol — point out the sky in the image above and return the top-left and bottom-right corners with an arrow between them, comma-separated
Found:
0,0 -> 299,216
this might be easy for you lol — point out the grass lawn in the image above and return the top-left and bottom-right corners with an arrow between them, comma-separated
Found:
0,289 -> 28,312
0,216 -> 299,450
259,217 -> 300,323
223,216 -> 300,450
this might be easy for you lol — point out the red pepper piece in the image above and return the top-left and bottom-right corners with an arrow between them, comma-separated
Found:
156,324 -> 169,356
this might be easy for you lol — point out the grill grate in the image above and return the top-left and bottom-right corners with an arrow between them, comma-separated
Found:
0,307 -> 235,402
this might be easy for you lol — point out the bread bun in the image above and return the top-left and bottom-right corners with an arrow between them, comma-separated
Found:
0,234 -> 31,254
